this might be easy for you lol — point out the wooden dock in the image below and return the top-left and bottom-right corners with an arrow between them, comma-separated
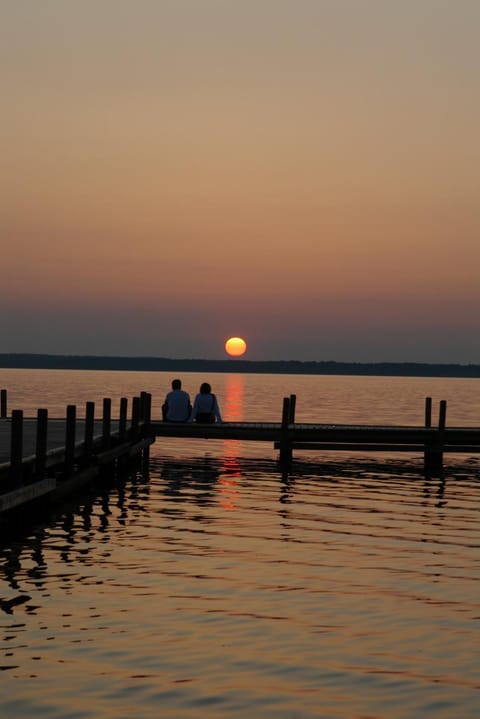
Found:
150,395 -> 480,468
1,390 -> 479,522
0,391 -> 153,517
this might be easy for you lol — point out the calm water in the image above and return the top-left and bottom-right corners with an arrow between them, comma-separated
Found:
0,369 -> 479,718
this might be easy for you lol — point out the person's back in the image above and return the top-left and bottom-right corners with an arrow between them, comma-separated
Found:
163,379 -> 191,422
190,382 -> 222,423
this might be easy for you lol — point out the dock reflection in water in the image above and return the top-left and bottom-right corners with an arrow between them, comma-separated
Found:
0,452 -> 479,719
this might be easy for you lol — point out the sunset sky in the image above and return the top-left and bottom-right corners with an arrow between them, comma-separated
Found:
1,1 -> 479,363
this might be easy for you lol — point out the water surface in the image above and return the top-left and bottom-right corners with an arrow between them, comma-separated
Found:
0,370 -> 479,718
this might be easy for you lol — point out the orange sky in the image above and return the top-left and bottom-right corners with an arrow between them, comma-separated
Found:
1,1 -> 479,362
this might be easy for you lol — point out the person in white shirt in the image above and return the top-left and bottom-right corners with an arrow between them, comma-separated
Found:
162,379 -> 191,422
189,382 -> 222,423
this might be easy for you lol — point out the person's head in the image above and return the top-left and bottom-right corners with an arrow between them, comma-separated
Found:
200,382 -> 211,394
172,379 -> 182,390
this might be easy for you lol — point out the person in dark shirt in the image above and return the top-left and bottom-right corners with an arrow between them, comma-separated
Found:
162,379 -> 191,422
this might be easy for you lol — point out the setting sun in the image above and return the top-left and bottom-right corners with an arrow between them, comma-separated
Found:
225,337 -> 247,357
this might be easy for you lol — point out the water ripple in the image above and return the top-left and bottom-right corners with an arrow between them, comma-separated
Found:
0,455 -> 479,718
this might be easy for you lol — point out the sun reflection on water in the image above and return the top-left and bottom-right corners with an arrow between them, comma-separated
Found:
217,375 -> 245,510
223,373 -> 244,422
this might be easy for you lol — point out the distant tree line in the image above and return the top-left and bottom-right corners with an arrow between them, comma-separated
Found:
1,353 -> 479,378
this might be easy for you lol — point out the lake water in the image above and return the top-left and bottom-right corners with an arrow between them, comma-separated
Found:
0,369 -> 479,718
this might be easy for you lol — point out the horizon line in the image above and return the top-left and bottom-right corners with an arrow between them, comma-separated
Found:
0,352 -> 479,369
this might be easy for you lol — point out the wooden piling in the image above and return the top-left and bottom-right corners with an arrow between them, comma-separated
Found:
142,393 -> 152,426
142,393 -> 152,464
1,389 -> 7,419
288,394 -> 297,424
35,409 -> 48,479
10,410 -> 23,486
140,392 -> 149,423
423,396 -> 433,470
84,401 -> 95,460
64,405 -> 76,477
424,397 -> 432,428
435,399 -> 447,473
119,398 -> 128,442
424,399 -> 447,476
131,396 -> 140,441
102,398 -> 112,449
113,397 -> 129,474
439,399 -> 447,432
279,396 -> 293,465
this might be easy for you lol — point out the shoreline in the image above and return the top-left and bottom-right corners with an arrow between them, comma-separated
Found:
1,353 -> 479,378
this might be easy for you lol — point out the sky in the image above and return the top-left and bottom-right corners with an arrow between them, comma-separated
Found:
1,0 -> 479,363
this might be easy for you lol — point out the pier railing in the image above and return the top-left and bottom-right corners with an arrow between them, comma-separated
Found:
0,391 -> 154,514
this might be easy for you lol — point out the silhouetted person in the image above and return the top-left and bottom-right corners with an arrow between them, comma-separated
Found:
162,379 -> 191,422
190,382 -> 222,423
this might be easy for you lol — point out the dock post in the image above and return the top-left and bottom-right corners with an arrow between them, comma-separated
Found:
423,396 -> 433,473
116,398 -> 129,475
288,394 -> 297,424
424,397 -> 432,427
102,398 -> 112,450
142,393 -> 152,429
438,399 -> 446,464
279,397 -> 293,466
142,392 -> 152,465
64,405 -> 76,478
1,389 -> 7,419
84,402 -> 95,460
35,409 -> 48,479
439,399 -> 447,431
119,398 -> 128,442
10,409 -> 23,486
425,400 -> 446,476
140,392 -> 149,423
131,396 -> 140,442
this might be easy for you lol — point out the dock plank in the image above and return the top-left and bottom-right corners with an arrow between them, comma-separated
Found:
3,419 -> 479,465
0,419 -> 114,464
150,421 -> 480,447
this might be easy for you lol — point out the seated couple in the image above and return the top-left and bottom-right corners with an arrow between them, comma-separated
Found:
162,379 -> 222,423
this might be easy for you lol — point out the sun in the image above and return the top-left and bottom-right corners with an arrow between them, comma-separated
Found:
225,337 -> 247,357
